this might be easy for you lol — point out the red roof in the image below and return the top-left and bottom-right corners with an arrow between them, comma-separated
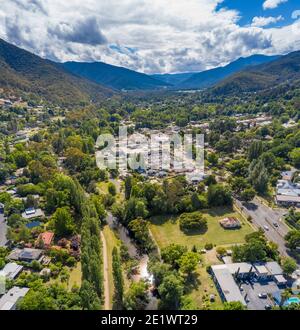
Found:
38,232 -> 54,246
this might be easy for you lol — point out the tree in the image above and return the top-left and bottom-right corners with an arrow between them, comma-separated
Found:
285,230 -> 300,251
179,212 -> 207,233
178,252 -> 199,276
161,244 -> 188,268
108,182 -> 117,196
223,301 -> 246,310
281,257 -> 297,276
248,141 -> 263,161
112,247 -> 124,308
51,207 -> 75,237
290,148 -> 300,169
123,281 -> 149,310
207,153 -> 219,166
80,280 -> 102,310
158,274 -> 184,310
207,184 -> 233,207
240,188 -> 256,202
249,160 -> 269,194
128,218 -> 153,251
125,176 -> 133,200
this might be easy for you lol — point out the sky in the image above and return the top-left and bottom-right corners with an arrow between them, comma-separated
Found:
0,0 -> 300,74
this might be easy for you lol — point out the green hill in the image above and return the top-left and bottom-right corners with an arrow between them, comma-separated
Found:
0,38 -> 114,105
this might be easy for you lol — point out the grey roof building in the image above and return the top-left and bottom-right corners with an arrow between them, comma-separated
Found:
1,263 -> 23,280
0,287 -> 29,310
8,248 -> 43,262
211,265 -> 246,306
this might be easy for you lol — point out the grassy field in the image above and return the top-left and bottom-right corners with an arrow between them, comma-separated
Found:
103,225 -> 121,309
185,262 -> 223,310
149,207 -> 254,250
68,262 -> 82,290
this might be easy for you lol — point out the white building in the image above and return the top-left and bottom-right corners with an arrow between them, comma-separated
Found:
0,287 -> 29,310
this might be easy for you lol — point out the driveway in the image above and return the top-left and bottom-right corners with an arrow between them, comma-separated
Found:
0,214 -> 7,247
235,198 -> 295,261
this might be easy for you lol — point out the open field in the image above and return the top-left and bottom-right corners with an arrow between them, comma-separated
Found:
68,262 -> 82,290
185,262 -> 223,310
149,207 -> 255,250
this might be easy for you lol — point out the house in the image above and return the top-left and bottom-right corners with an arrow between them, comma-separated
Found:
21,208 -> 45,220
254,264 -> 269,281
0,287 -> 29,310
226,263 -> 256,280
219,217 -> 241,229
211,265 -> 246,306
8,248 -> 43,263
36,232 -> 54,248
1,263 -> 23,280
276,176 -> 300,208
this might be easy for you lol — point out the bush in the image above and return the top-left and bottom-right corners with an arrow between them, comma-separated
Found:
179,212 -> 207,233
205,243 -> 213,251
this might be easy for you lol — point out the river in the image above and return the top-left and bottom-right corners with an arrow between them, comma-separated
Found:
106,212 -> 158,310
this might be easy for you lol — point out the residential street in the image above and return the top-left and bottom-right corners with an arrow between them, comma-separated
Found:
235,197 -> 296,262
0,214 -> 7,247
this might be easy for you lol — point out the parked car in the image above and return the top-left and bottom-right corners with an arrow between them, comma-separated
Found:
265,304 -> 272,310
258,293 -> 267,299
273,222 -> 279,228
263,226 -> 269,231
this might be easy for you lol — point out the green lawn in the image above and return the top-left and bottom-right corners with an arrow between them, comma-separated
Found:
149,207 -> 254,250
68,262 -> 82,290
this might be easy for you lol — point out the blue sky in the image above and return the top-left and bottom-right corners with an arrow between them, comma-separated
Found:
219,0 -> 299,27
0,0 -> 300,73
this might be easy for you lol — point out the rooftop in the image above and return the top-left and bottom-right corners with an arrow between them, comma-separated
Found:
1,263 -> 23,280
0,287 -> 29,310
211,265 -> 246,305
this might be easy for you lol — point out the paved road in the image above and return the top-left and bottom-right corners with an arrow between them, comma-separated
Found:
0,214 -> 7,247
235,198 -> 293,260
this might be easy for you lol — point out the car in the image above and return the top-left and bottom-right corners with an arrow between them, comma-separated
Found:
263,226 -> 269,231
265,304 -> 272,310
258,293 -> 268,299
273,222 -> 279,228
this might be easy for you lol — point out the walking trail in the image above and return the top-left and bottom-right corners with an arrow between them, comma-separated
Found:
101,231 -> 110,310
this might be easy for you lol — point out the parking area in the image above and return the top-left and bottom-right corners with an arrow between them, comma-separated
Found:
241,280 -> 279,310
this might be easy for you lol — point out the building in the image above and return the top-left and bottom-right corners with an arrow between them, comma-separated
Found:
1,263 -> 23,280
21,208 -> 45,220
8,248 -> 43,263
276,174 -> 300,208
36,232 -> 54,248
211,265 -> 246,306
219,217 -> 241,229
226,263 -> 256,280
0,287 -> 29,310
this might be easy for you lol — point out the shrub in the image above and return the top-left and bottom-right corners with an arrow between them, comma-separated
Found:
179,212 -> 207,233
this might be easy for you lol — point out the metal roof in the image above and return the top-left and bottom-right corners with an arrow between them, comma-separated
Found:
211,265 -> 246,305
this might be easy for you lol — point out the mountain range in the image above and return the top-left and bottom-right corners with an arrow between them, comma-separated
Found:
62,54 -> 280,91
0,37 -> 300,104
62,61 -> 170,91
0,38 -> 114,106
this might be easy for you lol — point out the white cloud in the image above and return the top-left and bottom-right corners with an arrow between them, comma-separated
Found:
263,0 -> 288,10
251,15 -> 284,27
0,0 -> 299,73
